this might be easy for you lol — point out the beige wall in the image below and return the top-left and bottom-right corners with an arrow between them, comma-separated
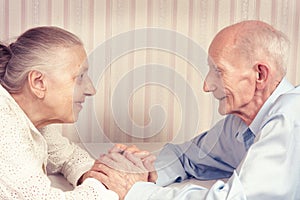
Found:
1,0 -> 300,144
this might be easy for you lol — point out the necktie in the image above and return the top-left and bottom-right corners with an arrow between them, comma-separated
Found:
243,128 -> 255,151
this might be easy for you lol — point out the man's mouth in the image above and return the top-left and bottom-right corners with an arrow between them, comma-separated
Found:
217,96 -> 226,101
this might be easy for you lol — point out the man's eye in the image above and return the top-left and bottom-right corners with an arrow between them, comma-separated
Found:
213,67 -> 222,74
209,64 -> 221,74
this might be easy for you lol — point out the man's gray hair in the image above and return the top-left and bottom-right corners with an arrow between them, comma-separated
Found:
234,20 -> 290,76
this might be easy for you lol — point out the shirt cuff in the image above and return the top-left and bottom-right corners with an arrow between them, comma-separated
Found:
125,182 -> 159,200
81,178 -> 119,199
67,159 -> 94,187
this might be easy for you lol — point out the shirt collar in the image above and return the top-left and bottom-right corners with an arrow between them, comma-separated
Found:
235,77 -> 294,142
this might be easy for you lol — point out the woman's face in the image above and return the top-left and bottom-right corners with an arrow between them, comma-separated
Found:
45,45 -> 96,123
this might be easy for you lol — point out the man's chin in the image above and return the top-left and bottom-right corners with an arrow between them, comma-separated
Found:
218,109 -> 227,115
218,104 -> 229,115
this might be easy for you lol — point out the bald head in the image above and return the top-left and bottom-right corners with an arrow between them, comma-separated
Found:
213,20 -> 277,41
209,20 -> 290,78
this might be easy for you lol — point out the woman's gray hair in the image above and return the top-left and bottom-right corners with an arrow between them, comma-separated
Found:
234,20 -> 290,76
0,26 -> 83,93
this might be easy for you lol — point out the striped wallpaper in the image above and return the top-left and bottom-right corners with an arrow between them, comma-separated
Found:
1,0 -> 300,145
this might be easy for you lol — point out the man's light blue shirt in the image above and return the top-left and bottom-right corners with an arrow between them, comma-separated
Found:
125,77 -> 300,199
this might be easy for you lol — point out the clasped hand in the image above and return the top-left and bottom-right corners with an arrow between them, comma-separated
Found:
79,144 -> 157,200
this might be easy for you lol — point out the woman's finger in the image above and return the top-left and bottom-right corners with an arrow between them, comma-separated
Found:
97,154 -> 119,169
109,143 -> 128,153
132,150 -> 150,159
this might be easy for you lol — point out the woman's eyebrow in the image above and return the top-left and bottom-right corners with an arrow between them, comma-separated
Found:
79,64 -> 89,72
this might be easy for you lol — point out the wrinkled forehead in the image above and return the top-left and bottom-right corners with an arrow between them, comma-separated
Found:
209,29 -> 237,52
52,45 -> 88,73
207,41 -> 237,66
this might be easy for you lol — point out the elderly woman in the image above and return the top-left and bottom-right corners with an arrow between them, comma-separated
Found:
0,27 -> 118,199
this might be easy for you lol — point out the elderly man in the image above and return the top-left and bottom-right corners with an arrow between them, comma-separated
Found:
96,20 -> 299,199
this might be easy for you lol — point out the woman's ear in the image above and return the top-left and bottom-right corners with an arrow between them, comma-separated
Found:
255,63 -> 269,90
27,70 -> 46,98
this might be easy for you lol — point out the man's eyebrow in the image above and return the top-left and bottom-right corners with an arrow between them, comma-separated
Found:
207,61 -> 217,68
207,58 -> 215,66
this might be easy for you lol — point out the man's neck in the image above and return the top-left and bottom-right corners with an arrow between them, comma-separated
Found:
234,85 -> 278,126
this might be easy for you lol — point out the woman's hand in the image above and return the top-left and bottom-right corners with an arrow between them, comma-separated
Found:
95,152 -> 150,200
77,160 -> 110,185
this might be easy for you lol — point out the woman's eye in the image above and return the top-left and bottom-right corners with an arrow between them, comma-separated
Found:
76,73 -> 85,82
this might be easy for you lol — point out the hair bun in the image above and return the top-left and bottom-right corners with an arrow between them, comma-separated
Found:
0,44 -> 12,79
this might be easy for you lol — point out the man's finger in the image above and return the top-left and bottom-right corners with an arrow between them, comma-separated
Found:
143,155 -> 158,183
142,154 -> 156,165
143,155 -> 156,172
148,171 -> 158,183
124,152 -> 147,172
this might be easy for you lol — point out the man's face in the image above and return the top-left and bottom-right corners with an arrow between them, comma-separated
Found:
203,38 -> 256,116
46,45 -> 96,123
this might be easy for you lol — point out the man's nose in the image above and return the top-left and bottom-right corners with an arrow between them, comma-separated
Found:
203,79 -> 216,93
203,81 -> 210,92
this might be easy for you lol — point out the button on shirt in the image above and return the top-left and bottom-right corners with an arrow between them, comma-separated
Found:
125,77 -> 299,199
242,128 -> 255,151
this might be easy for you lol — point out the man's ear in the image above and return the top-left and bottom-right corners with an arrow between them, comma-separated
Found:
27,70 -> 46,98
254,63 -> 269,90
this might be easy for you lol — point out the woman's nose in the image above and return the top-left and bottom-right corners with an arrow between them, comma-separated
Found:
84,78 -> 96,96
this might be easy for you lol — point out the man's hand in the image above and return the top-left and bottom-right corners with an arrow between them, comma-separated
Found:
109,144 -> 158,183
95,152 -> 149,200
